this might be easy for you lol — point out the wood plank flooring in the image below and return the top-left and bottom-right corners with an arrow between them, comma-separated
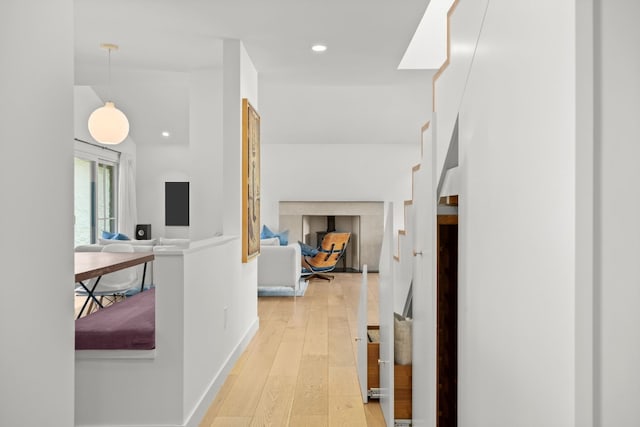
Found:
200,272 -> 385,427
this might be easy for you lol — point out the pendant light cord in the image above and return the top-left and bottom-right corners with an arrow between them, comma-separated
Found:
107,47 -> 112,102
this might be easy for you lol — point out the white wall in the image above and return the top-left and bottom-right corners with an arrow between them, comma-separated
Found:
137,143 -> 191,238
259,82 -> 430,147
448,0 -> 577,425
596,0 -> 640,424
189,69 -> 224,240
261,144 -> 420,235
258,76 -> 429,236
0,1 -> 75,425
134,68 -> 224,240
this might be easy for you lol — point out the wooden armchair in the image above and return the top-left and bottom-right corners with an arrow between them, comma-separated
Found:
301,232 -> 351,282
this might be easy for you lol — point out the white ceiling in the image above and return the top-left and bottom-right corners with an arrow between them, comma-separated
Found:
74,0 -> 435,145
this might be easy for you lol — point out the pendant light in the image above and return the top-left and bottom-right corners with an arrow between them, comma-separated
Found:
88,43 -> 130,145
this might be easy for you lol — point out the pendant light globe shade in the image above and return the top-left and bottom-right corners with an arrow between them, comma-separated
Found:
88,101 -> 130,144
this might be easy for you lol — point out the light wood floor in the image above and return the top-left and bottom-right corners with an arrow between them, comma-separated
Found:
199,272 -> 386,427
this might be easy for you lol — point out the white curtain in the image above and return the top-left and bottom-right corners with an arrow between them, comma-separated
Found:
118,153 -> 137,237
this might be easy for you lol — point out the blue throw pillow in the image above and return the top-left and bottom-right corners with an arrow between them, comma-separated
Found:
101,230 -> 116,239
101,231 -> 130,240
260,225 -> 275,240
299,241 -> 319,257
276,230 -> 289,246
260,225 -> 288,245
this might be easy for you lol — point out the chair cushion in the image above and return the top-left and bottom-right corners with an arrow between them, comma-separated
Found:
75,288 -> 155,350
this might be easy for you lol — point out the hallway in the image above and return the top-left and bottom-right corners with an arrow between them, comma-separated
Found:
200,273 -> 386,426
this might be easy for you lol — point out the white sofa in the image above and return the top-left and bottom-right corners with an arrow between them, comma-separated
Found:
257,239 -> 302,293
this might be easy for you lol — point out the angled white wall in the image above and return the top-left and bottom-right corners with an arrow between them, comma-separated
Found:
0,1 -> 75,425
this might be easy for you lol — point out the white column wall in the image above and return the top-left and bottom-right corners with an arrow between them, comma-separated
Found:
596,1 -> 640,425
222,40 -> 243,237
222,39 -> 259,326
454,1 -> 576,425
223,40 -> 258,237
0,1 -> 75,425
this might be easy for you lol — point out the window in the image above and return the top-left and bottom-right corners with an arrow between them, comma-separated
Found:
74,145 -> 119,246
96,163 -> 116,238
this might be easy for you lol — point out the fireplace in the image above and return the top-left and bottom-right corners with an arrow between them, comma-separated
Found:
279,201 -> 384,271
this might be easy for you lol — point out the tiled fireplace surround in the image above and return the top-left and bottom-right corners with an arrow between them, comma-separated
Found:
279,201 -> 384,272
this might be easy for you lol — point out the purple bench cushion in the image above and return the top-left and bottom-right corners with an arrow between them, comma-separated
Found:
75,288 -> 155,350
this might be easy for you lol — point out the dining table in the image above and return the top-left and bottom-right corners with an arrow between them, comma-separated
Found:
74,251 -> 154,319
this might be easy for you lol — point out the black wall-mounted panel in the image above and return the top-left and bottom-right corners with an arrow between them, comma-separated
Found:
165,182 -> 189,226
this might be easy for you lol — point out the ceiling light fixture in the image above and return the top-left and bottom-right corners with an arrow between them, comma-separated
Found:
161,131 -> 170,137
311,44 -> 327,53
88,43 -> 130,145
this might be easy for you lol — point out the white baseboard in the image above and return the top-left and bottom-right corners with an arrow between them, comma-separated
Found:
183,317 -> 260,427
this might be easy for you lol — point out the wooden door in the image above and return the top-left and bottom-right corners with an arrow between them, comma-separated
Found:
437,215 -> 458,427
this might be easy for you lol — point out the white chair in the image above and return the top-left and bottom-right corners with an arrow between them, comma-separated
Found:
76,243 -> 139,316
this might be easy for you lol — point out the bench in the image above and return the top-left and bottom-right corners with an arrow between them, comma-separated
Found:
75,288 -> 155,350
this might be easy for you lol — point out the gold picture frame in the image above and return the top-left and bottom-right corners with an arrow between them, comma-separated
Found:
242,98 -> 260,262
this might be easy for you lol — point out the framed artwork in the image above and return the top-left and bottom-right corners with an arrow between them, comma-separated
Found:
242,98 -> 261,262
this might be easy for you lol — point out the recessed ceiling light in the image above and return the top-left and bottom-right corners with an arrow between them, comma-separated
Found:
161,131 -> 170,137
311,44 -> 327,53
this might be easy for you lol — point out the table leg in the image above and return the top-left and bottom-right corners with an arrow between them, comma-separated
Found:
140,262 -> 148,293
77,276 -> 104,319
